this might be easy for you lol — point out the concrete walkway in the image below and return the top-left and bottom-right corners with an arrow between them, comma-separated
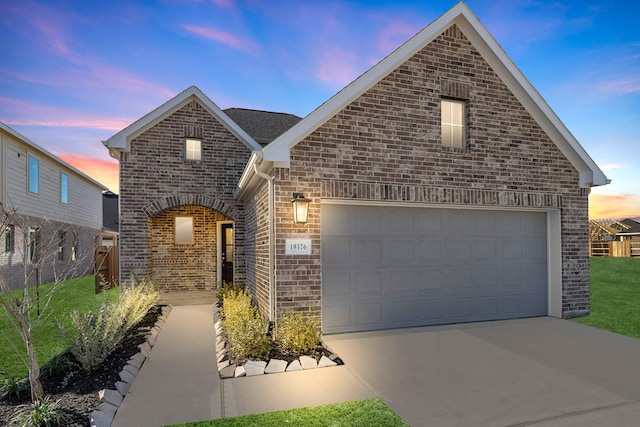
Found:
112,306 -> 640,427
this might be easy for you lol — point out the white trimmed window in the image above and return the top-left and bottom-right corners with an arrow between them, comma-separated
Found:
441,99 -> 466,148
175,217 -> 194,244
185,138 -> 202,161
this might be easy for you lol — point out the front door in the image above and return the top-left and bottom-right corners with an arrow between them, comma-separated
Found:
221,223 -> 233,284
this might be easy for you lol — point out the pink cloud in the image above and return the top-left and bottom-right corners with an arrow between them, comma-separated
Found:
376,20 -> 422,54
593,76 -> 640,96
211,0 -> 234,8
58,154 -> 119,193
314,48 -> 363,89
184,25 -> 256,53
590,193 -> 640,219
0,97 -> 133,131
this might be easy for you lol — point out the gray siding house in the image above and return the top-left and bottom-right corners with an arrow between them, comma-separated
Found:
1,122 -> 106,289
105,3 -> 607,333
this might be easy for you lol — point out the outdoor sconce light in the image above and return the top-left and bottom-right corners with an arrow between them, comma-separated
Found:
291,193 -> 311,224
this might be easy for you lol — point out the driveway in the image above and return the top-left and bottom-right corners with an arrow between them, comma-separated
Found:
323,317 -> 640,426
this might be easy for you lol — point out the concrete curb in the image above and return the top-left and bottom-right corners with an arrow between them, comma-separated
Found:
89,305 -> 173,427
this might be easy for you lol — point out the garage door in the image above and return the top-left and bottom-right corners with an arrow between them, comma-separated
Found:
321,204 -> 548,333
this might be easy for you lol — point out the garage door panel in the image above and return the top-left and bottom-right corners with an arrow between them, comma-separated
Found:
322,204 -> 548,333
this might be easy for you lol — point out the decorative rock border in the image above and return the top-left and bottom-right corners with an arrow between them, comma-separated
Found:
214,312 -> 341,379
89,305 -> 173,427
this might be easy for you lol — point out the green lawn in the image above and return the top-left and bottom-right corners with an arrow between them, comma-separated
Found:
166,398 -> 407,427
572,257 -> 640,338
0,276 -> 118,378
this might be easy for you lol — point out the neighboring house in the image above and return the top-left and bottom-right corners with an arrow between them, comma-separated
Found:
104,3 -> 608,333
615,218 -> 640,242
102,190 -> 119,247
1,122 -> 107,290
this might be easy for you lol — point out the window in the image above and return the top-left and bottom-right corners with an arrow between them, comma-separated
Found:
71,232 -> 78,261
28,228 -> 40,263
185,138 -> 202,161
28,155 -> 39,194
58,231 -> 66,261
175,217 -> 194,244
441,99 -> 465,148
61,173 -> 69,204
4,225 -> 15,254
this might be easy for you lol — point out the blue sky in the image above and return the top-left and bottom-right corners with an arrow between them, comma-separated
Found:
1,0 -> 638,218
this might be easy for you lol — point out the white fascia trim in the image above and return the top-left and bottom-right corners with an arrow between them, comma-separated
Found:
262,2 -> 607,189
1,121 -> 108,191
104,86 -> 262,155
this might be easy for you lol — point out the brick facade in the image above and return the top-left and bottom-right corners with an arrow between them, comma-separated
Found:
119,99 -> 250,292
264,25 -> 590,323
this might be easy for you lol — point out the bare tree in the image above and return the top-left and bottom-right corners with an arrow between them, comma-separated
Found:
0,202 -> 94,402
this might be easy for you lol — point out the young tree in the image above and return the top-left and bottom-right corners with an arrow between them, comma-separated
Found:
0,202 -> 94,402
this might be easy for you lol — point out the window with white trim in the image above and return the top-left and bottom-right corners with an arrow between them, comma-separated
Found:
441,99 -> 466,148
185,138 -> 202,161
4,225 -> 15,254
28,155 -> 40,194
61,173 -> 69,204
175,217 -> 194,244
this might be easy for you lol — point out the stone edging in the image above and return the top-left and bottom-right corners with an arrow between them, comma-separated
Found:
213,310 -> 340,379
89,305 -> 173,427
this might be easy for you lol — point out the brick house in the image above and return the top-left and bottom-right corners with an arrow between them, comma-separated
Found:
104,3 -> 607,333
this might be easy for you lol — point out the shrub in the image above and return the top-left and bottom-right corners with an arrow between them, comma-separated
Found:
276,310 -> 321,354
216,281 -> 244,309
0,372 -> 29,403
59,277 -> 159,372
11,396 -> 70,427
221,288 -> 271,360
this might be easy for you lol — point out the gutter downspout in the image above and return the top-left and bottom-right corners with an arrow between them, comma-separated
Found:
253,163 -> 275,323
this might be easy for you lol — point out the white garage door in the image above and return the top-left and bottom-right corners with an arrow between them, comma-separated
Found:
321,204 -> 548,333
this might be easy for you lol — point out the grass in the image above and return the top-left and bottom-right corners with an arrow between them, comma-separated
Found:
572,257 -> 640,339
166,398 -> 408,427
0,275 -> 119,378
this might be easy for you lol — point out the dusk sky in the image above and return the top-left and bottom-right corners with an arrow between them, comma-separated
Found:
1,0 -> 638,219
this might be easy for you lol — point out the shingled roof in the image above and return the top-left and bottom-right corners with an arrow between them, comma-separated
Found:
224,108 -> 302,147
617,218 -> 640,236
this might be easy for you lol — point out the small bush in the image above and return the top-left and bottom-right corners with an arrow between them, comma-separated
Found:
40,351 -> 75,379
59,277 -> 159,372
221,288 -> 271,360
276,310 -> 321,354
0,372 -> 29,403
216,282 -> 244,309
11,396 -> 70,427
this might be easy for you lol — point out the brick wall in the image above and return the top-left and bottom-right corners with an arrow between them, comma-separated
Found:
267,24 -> 590,323
119,99 -> 251,291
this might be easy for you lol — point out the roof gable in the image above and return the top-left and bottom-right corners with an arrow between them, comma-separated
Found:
224,108 -> 301,146
259,2 -> 607,189
104,86 -> 262,159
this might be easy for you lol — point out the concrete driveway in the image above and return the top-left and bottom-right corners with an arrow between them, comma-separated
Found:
323,317 -> 640,426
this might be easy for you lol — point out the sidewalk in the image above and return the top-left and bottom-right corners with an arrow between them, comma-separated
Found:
111,304 -> 374,427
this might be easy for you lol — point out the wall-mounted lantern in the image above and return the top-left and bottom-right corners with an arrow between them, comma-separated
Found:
291,193 -> 310,224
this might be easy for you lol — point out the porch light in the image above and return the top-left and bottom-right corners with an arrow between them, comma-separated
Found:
291,193 -> 311,224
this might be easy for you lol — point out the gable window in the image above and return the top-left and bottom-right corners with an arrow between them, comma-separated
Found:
4,225 -> 15,254
28,155 -> 40,194
175,217 -> 194,244
185,138 -> 202,161
441,99 -> 466,148
61,173 -> 69,204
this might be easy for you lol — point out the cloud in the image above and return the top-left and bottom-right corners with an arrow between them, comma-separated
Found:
211,0 -> 234,8
592,76 -> 640,96
601,164 -> 628,171
589,193 -> 640,219
58,154 -> 119,193
314,48 -> 363,89
0,97 -> 133,131
183,25 -> 256,53
376,20 -> 422,54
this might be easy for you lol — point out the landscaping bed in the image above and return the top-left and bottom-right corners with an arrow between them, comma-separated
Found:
0,305 -> 162,426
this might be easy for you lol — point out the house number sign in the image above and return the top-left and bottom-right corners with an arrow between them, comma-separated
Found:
285,238 -> 311,255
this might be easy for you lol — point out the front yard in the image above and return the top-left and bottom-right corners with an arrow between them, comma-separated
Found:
572,257 -> 640,338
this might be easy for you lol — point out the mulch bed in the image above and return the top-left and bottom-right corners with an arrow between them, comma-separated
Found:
0,305 -> 162,426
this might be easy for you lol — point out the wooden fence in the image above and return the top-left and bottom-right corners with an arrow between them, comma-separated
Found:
95,245 -> 119,293
589,241 -> 639,258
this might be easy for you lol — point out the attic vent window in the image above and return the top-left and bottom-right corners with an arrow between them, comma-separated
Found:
441,99 -> 466,148
185,138 -> 202,161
